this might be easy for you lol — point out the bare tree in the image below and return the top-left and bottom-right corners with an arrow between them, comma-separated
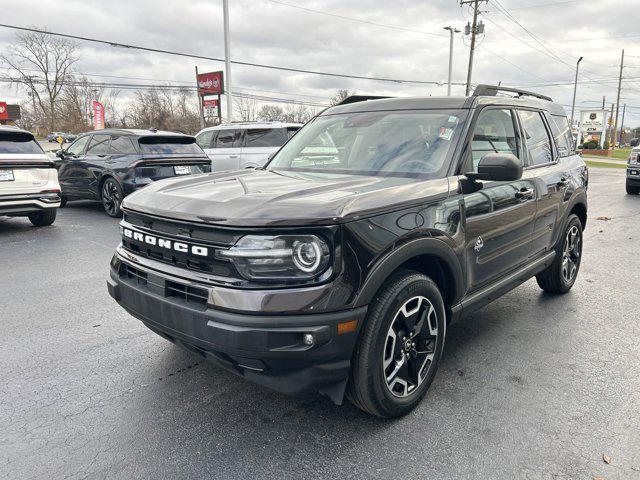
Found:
59,76 -> 102,132
282,103 -> 315,124
330,89 -> 355,106
234,96 -> 258,122
1,28 -> 78,132
258,104 -> 285,122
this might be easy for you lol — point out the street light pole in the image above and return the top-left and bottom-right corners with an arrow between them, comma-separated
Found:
569,56 -> 583,131
444,26 -> 460,96
223,0 -> 233,123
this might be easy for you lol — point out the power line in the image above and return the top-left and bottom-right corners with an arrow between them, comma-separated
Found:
486,0 -> 584,11
264,0 -> 446,37
0,23 -> 461,86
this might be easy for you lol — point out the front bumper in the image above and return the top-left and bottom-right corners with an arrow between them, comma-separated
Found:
107,252 -> 367,402
627,167 -> 640,185
0,192 -> 61,215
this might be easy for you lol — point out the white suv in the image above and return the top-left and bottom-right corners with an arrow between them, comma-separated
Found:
0,126 -> 61,226
195,122 -> 302,171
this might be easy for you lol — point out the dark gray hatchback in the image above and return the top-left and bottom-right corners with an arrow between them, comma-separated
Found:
108,85 -> 588,417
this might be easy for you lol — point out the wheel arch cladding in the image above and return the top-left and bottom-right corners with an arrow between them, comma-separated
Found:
354,238 -> 463,313
569,201 -> 587,230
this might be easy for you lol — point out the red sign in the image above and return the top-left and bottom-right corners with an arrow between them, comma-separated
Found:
202,98 -> 219,108
0,102 -> 8,121
197,71 -> 224,95
93,101 -> 105,130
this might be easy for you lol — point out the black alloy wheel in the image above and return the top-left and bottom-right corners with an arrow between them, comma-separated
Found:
347,271 -> 446,418
101,178 -> 123,218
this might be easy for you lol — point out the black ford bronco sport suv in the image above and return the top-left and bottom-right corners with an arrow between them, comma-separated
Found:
108,85 -> 588,418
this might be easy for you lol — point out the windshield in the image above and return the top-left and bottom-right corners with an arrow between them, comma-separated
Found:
138,136 -> 204,155
267,110 -> 467,178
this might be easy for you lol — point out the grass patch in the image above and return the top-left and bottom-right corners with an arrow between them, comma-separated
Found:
585,160 -> 627,169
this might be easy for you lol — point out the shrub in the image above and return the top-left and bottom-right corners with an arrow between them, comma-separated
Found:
602,140 -> 610,150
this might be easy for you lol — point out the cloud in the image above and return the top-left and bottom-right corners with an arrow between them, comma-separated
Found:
1,0 -> 639,124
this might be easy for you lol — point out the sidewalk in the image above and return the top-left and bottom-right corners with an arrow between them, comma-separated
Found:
581,155 -> 627,166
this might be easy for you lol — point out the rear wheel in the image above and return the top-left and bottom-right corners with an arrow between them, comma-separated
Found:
626,181 -> 640,195
28,209 -> 57,227
347,271 -> 446,418
536,214 -> 583,293
101,177 -> 123,217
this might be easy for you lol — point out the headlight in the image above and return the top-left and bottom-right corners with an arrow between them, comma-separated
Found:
218,235 -> 331,282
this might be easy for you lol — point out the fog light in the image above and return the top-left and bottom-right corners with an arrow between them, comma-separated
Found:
302,333 -> 314,346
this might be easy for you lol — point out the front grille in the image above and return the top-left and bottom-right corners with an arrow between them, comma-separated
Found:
166,280 -> 208,307
120,211 -> 241,278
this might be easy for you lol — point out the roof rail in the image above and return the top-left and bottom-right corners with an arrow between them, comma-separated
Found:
473,84 -> 552,102
335,95 -> 392,106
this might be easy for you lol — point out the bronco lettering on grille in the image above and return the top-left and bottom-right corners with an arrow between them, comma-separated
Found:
122,227 -> 209,257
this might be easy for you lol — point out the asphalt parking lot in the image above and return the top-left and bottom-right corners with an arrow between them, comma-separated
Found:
1,168 -> 639,480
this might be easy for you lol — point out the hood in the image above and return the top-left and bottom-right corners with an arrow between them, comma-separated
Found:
122,169 -> 450,227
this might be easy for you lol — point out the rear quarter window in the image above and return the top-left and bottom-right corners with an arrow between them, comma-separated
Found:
549,114 -> 574,157
0,132 -> 45,154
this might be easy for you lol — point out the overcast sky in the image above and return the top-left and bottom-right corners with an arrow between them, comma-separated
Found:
2,0 -> 640,125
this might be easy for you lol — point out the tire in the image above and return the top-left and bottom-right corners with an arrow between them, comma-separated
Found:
347,270 -> 446,418
536,214 -> 583,294
626,182 -> 640,195
101,177 -> 123,218
28,209 -> 57,227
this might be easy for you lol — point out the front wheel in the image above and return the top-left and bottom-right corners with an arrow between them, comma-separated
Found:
626,181 -> 640,195
101,178 -> 123,217
347,271 -> 446,418
28,209 -> 57,227
536,214 -> 583,293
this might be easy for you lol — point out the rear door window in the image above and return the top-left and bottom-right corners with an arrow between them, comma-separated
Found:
109,135 -> 138,155
517,110 -> 553,166
244,128 -> 287,148
85,135 -> 111,155
213,129 -> 241,148
0,132 -> 45,154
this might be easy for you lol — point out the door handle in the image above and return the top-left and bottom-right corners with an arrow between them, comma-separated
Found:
515,188 -> 534,200
229,155 -> 239,159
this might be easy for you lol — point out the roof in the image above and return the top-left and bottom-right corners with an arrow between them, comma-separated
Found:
83,128 -> 194,138
323,92 -> 566,117
0,125 -> 36,139
198,122 -> 303,133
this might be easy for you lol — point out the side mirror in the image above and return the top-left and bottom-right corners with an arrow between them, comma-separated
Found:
56,149 -> 65,159
466,153 -> 522,182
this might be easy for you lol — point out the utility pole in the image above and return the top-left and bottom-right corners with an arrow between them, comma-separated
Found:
461,0 -> 486,96
602,96 -> 605,110
444,27 -> 460,96
569,56 -> 583,131
619,104 -> 626,145
612,49 -> 624,148
195,66 -> 205,129
223,0 -> 233,123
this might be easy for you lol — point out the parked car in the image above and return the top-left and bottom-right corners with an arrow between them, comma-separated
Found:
54,129 -> 211,217
627,146 -> 640,194
196,122 -> 302,171
46,132 -> 77,143
108,85 -> 588,417
0,126 -> 61,226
